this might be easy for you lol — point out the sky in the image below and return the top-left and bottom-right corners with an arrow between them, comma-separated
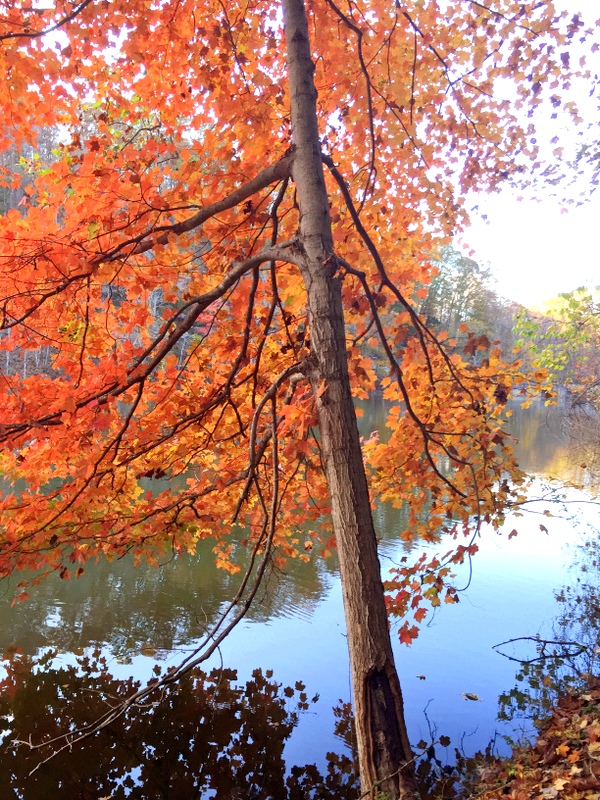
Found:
458,0 -> 600,309
462,189 -> 600,309
460,72 -> 599,311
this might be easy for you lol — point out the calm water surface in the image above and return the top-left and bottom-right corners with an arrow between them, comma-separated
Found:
1,397 -> 598,796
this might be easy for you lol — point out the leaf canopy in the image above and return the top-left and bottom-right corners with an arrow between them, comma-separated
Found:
0,0 -> 594,619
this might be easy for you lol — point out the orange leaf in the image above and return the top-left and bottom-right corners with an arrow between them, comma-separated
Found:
399,625 -> 419,646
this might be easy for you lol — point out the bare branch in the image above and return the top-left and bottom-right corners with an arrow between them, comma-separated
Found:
15,433 -> 283,769
0,0 -> 95,41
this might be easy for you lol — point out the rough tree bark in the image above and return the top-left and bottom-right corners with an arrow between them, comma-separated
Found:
281,0 -> 417,797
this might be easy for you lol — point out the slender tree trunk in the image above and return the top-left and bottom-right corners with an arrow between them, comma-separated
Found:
281,1 -> 417,797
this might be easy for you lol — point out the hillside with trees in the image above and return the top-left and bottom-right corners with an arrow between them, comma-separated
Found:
517,288 -> 600,407
421,246 -> 521,355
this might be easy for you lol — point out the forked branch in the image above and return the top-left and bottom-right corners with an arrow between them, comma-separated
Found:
14,395 -> 284,773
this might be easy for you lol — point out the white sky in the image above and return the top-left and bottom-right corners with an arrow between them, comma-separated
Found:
462,189 -> 600,308
457,0 -> 600,309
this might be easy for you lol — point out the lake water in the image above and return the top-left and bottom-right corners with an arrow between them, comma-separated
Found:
0,397 -> 599,797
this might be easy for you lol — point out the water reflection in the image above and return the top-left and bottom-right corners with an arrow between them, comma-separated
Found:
507,394 -> 600,493
497,533 -> 600,727
561,405 -> 600,492
0,395 -> 593,665
0,650 -> 358,799
0,535 -> 335,661
0,395 -> 599,792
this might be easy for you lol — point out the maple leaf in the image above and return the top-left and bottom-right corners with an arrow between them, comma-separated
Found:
414,607 -> 427,623
399,625 -> 419,646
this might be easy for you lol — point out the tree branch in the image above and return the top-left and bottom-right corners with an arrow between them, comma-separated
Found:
0,0 -> 95,41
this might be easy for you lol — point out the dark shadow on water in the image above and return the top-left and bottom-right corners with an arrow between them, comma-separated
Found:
0,649 -> 359,799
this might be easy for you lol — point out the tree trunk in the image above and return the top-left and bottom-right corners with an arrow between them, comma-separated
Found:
281,1 -> 417,797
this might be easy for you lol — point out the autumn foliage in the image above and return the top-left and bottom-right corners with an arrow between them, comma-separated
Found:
0,0 -> 594,637
466,680 -> 600,800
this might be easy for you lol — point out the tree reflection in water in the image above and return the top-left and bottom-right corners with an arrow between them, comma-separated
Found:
0,650 -> 358,799
562,405 -> 600,492
497,534 -> 600,730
